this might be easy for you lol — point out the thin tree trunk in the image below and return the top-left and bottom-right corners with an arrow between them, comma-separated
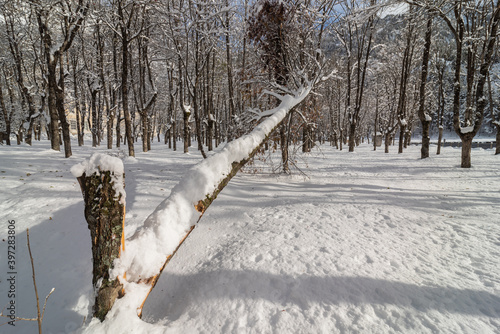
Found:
172,120 -> 177,151
0,78 -> 10,145
398,125 -> 406,154
495,125 -> 500,155
116,109 -> 121,148
192,82 -> 207,158
224,0 -> 235,142
419,15 -> 433,159
436,64 -> 445,155
119,2 -> 135,157
91,90 -> 98,147
112,31 -> 120,149
57,55 -> 72,158
374,95 -> 378,151
487,73 -> 500,155
46,61 -> 61,151
280,122 -> 289,173
437,127 -> 443,155
97,23 -> 112,150
72,56 -> 84,146
183,110 -> 190,153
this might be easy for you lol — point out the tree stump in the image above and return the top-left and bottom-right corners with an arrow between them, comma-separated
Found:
73,154 -> 126,321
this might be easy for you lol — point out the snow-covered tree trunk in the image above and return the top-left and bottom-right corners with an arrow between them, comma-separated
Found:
73,155 -> 126,321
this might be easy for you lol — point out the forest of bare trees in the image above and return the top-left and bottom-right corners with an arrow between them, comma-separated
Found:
1,0 -> 500,168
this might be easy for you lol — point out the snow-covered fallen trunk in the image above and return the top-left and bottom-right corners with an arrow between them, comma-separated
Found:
80,86 -> 311,331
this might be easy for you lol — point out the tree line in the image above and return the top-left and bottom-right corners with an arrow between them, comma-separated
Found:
0,0 -> 499,168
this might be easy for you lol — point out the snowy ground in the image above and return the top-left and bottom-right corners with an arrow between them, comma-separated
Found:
0,139 -> 499,333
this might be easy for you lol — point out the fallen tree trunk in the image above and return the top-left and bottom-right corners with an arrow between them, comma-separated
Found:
79,86 -> 312,330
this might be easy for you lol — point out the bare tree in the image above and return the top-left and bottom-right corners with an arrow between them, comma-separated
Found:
331,0 -> 377,152
427,0 -> 500,167
33,0 -> 88,157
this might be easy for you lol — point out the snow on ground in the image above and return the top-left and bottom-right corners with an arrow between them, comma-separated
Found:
0,139 -> 499,333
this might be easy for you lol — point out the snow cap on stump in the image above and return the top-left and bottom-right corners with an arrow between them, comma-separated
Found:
71,153 -> 126,204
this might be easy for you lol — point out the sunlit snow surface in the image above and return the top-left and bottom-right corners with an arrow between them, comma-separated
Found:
0,140 -> 499,333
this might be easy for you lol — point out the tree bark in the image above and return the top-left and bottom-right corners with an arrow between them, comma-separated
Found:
348,122 -> 356,152
183,109 -> 190,154
373,94 -> 378,151
495,125 -> 500,155
57,55 -> 72,158
385,133 -> 391,154
76,167 -> 125,322
46,60 -> 61,151
71,55 -> 84,146
91,89 -> 98,147
398,125 -> 406,154
418,15 -> 433,158
436,63 -> 444,155
0,78 -> 10,145
172,120 -> 177,151
461,136 -> 473,168
224,0 -> 235,142
119,1 -> 135,157
280,122 -> 289,173
487,72 -> 499,155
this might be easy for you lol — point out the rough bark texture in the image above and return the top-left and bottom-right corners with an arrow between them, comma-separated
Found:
461,136 -> 473,168
77,170 -> 125,321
